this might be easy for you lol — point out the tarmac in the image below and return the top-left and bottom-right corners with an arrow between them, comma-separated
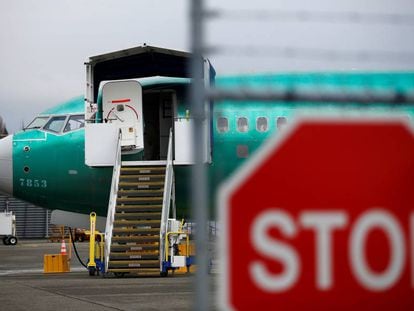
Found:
0,239 -> 217,310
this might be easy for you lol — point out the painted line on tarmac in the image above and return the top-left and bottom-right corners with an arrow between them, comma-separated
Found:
0,267 -> 86,276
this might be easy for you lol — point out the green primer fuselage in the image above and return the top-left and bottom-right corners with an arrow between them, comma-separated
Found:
11,72 -> 414,217
13,96 -> 113,216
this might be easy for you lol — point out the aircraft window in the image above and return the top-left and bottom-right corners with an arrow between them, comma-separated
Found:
237,145 -> 249,158
256,117 -> 268,132
25,116 -> 49,130
43,116 -> 67,133
64,115 -> 85,132
217,117 -> 229,133
237,117 -> 249,132
277,116 -> 288,131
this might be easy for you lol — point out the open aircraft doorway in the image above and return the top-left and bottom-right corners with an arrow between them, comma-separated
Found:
142,90 -> 174,161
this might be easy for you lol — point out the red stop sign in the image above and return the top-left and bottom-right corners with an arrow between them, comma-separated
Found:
219,118 -> 414,310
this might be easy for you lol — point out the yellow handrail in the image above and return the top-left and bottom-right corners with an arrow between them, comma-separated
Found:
179,219 -> 185,231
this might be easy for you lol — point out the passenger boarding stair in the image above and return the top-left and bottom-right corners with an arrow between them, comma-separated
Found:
108,165 -> 165,275
104,130 -> 178,276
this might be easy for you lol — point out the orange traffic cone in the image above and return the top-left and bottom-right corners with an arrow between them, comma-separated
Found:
60,239 -> 67,255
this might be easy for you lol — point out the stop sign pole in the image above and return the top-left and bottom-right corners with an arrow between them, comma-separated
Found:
219,117 -> 414,310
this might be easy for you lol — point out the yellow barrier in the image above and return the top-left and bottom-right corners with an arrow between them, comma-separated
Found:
44,254 -> 70,273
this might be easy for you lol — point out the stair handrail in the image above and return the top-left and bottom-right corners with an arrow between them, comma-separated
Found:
104,130 -> 122,272
160,128 -> 175,271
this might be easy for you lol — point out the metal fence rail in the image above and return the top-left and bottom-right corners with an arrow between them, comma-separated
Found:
206,88 -> 414,104
189,1 -> 414,310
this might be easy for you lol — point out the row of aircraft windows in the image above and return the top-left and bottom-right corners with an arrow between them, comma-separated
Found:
216,116 -> 288,133
26,115 -> 85,134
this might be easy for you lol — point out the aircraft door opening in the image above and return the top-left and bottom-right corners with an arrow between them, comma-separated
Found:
142,91 -> 173,161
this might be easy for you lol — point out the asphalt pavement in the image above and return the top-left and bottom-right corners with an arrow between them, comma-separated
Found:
0,240 -> 216,310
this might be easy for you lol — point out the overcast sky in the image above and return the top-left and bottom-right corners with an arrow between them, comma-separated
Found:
1,0 -> 414,133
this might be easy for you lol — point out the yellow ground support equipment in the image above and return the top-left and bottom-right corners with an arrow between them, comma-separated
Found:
161,219 -> 194,276
86,212 -> 105,276
44,254 -> 70,273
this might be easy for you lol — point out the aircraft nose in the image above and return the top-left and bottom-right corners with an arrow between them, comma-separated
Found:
0,135 -> 13,195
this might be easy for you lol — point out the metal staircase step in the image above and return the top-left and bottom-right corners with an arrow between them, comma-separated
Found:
110,252 -> 159,260
114,219 -> 161,226
121,167 -> 165,175
112,227 -> 160,234
117,197 -> 163,204
118,189 -> 164,197
110,243 -> 159,252
118,181 -> 164,189
112,235 -> 160,243
106,268 -> 161,275
120,175 -> 165,182
108,260 -> 160,268
115,212 -> 162,219
115,205 -> 162,212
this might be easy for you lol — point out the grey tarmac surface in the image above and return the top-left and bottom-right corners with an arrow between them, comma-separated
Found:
0,240 -> 217,310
